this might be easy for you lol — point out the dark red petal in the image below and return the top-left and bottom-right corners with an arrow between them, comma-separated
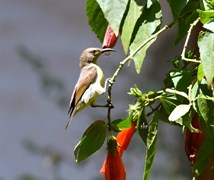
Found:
185,115 -> 204,165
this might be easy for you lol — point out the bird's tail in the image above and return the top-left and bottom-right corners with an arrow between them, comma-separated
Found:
65,98 -> 78,130
65,106 -> 76,130
65,115 -> 73,130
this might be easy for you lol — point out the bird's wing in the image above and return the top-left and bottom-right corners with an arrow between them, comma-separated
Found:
67,65 -> 97,117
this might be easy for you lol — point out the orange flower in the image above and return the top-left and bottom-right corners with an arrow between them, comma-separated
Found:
102,25 -> 118,48
116,123 -> 135,156
100,138 -> 126,180
100,123 -> 135,179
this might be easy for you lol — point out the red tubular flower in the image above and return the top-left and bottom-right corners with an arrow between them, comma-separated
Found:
116,123 -> 136,156
102,25 -> 118,48
100,123 -> 135,179
100,138 -> 126,180
185,115 -> 204,165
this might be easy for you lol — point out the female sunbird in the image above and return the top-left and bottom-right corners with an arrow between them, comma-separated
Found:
65,47 -> 114,129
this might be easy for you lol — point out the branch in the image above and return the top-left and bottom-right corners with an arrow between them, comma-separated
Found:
181,18 -> 201,63
109,20 -> 176,86
104,11 -> 199,132
105,20 -> 177,130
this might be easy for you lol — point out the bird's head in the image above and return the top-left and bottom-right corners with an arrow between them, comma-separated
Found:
79,47 -> 115,68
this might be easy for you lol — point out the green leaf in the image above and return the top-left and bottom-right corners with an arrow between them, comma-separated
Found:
74,120 -> 106,163
137,108 -> 148,145
203,20 -> 214,32
193,136 -> 214,176
191,80 -> 214,129
169,70 -> 192,92
121,0 -> 146,55
191,81 -> 200,112
147,0 -> 156,8
175,11 -> 199,44
86,0 -> 108,42
111,117 -> 132,131
197,64 -> 205,81
197,9 -> 214,24
168,104 -> 191,121
130,0 -> 162,73
167,0 -> 199,20
175,111 -> 199,132
167,0 -> 189,19
161,92 -> 198,131
198,31 -> 214,86
165,88 -> 189,99
197,97 -> 210,123
96,0 -> 129,35
143,112 -> 158,180
128,85 -> 143,98
181,0 -> 199,14
200,0 -> 214,11
160,94 -> 178,114
196,80 -> 214,126
161,93 -> 199,132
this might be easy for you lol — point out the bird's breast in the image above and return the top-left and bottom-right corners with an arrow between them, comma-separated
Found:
92,64 -> 104,87
79,63 -> 104,105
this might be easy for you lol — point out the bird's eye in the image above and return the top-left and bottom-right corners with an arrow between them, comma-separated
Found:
91,50 -> 97,55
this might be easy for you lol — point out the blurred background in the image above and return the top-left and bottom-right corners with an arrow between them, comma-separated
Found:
1,0 -> 192,179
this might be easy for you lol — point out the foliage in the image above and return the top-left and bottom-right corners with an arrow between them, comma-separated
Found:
73,0 -> 214,179
74,120 -> 106,162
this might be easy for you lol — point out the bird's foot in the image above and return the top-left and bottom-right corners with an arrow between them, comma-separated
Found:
91,103 -> 114,108
104,78 -> 113,90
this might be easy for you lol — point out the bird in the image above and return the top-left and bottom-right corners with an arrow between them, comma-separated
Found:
65,47 -> 115,129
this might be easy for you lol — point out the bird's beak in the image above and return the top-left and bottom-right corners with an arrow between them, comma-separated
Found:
100,48 -> 115,53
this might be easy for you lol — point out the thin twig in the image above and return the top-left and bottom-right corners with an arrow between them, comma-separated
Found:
109,20 -> 176,85
146,103 -> 162,116
105,19 -> 177,131
181,18 -> 200,63
106,81 -> 114,132
104,11 -> 198,132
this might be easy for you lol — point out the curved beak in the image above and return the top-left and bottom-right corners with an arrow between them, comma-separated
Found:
100,48 -> 116,53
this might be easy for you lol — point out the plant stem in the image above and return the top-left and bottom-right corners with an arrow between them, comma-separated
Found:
109,20 -> 176,85
105,20 -> 177,129
181,18 -> 200,63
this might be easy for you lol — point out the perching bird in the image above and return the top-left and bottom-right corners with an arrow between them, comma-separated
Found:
65,47 -> 115,129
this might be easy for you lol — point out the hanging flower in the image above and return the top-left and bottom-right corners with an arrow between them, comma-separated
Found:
185,115 -> 204,165
100,123 -> 135,179
102,25 -> 118,48
116,123 -> 136,156
100,137 -> 126,180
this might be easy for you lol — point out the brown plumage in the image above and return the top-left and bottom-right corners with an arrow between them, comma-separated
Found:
65,47 -> 114,129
